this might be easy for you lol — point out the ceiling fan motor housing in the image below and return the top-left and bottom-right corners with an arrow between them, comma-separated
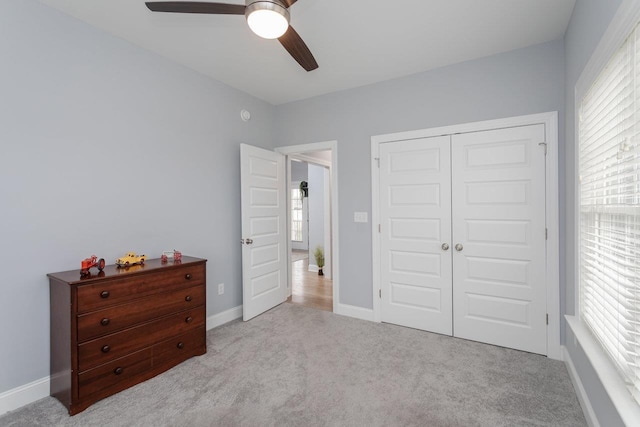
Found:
245,0 -> 290,39
245,0 -> 290,21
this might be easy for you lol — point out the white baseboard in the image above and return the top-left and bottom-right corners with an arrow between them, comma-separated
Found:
0,306 -> 243,416
206,305 -> 243,330
563,345 -> 600,427
334,303 -> 374,322
308,263 -> 319,273
0,376 -> 49,416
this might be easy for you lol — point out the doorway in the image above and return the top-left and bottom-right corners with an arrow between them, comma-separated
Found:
288,157 -> 333,312
276,142 -> 339,313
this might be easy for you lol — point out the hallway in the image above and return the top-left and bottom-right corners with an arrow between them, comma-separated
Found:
287,255 -> 333,312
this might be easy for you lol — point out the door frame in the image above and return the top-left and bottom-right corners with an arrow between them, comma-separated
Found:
276,141 -> 339,313
370,112 -> 561,360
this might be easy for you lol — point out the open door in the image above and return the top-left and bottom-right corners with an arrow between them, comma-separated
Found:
240,144 -> 288,321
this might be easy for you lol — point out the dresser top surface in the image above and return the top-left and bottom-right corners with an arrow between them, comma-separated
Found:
47,256 -> 206,285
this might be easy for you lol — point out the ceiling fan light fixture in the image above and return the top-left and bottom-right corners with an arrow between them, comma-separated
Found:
246,1 -> 290,39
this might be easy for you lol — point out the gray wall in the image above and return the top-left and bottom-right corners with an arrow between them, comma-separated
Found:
307,164 -> 325,266
274,40 -> 565,308
0,0 -> 274,394
291,161 -> 308,182
563,0 -> 624,425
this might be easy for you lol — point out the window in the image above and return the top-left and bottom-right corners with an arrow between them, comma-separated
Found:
579,23 -> 640,403
291,187 -> 303,242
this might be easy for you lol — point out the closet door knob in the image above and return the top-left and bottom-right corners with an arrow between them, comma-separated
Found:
441,243 -> 449,251
455,244 -> 464,252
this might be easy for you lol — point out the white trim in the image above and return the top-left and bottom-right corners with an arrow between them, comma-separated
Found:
290,153 -> 332,168
371,139 -> 382,323
0,376 -> 49,415
575,0 -> 640,99
563,345 -> 600,427
566,316 -> 640,426
334,303 -> 375,322
206,305 -> 243,330
276,140 -> 340,313
371,112 -> 561,360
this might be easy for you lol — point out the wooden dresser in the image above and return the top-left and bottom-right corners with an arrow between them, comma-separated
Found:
48,256 -> 207,415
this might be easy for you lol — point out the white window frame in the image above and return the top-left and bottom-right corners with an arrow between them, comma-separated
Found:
569,1 -> 640,424
291,182 -> 304,243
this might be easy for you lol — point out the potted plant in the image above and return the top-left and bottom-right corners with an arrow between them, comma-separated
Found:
314,246 -> 325,276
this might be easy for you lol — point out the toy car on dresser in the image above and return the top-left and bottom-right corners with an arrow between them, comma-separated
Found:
80,255 -> 105,277
115,252 -> 147,267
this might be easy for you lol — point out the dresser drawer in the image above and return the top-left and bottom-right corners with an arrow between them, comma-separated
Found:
153,327 -> 206,370
77,285 -> 205,342
76,264 -> 205,313
78,348 -> 153,399
78,307 -> 205,372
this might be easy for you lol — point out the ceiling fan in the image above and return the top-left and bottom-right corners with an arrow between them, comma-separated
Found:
145,1 -> 318,71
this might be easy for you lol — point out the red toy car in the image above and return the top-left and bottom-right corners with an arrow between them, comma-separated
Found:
80,255 -> 106,276
161,250 -> 182,263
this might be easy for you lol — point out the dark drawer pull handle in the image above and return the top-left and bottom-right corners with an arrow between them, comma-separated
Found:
185,316 -> 193,323
114,367 -> 123,375
100,291 -> 110,299
185,295 -> 192,302
101,318 -> 110,326
185,274 -> 192,280
101,345 -> 110,353
177,342 -> 184,349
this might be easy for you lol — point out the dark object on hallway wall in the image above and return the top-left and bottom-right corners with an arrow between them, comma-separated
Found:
299,180 -> 308,198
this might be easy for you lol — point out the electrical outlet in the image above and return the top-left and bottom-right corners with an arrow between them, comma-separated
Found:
218,283 -> 224,295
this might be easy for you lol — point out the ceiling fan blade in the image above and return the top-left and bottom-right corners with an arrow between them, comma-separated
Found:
281,0 -> 298,7
278,26 -> 318,72
145,2 -> 246,15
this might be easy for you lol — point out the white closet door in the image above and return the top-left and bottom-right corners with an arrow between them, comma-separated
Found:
379,136 -> 453,335
451,125 -> 547,354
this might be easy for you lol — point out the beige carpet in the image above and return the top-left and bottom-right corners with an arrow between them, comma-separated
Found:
1,303 -> 586,426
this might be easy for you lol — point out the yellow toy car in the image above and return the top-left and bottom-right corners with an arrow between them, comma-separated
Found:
116,252 -> 147,267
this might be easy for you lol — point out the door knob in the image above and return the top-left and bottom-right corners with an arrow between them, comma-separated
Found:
441,243 -> 449,251
455,243 -> 463,252
245,238 -> 253,245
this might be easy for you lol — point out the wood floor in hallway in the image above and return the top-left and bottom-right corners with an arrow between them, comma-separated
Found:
287,257 -> 333,312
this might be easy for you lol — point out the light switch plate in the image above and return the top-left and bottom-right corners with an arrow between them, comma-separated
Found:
354,212 -> 368,223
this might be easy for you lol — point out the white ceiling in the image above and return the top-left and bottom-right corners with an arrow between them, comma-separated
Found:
39,0 -> 576,105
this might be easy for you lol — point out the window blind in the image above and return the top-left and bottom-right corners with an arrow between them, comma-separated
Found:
579,23 -> 640,403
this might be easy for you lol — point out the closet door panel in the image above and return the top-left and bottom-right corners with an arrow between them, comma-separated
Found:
451,124 -> 547,354
379,136 -> 453,335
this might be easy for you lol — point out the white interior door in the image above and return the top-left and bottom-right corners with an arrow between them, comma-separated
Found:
451,125 -> 547,354
379,136 -> 453,335
240,144 -> 288,321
